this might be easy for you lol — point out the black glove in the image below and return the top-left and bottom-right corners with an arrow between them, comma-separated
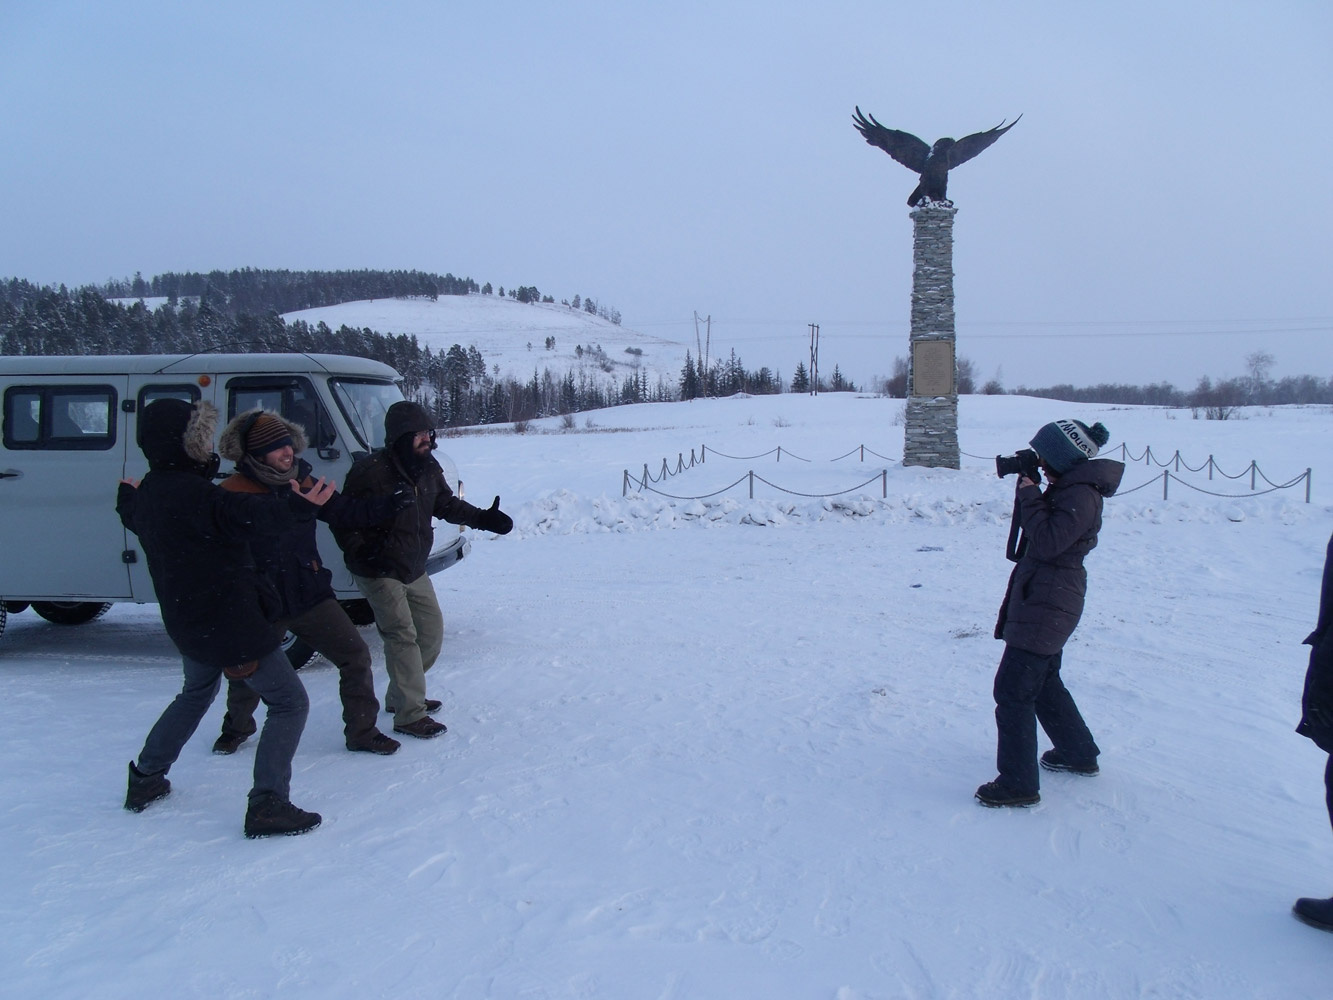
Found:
475,496 -> 513,535
391,483 -> 416,513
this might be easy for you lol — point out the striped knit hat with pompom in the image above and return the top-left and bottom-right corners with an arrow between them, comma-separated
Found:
1029,419 -> 1110,474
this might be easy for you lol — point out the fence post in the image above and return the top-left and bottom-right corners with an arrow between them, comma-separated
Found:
1307,469 -> 1313,504
1208,455 -> 1214,481
748,470 -> 755,499
1162,470 -> 1169,500
1174,451 -> 1181,472
701,444 -> 707,464
861,445 -> 866,462
623,470 -> 629,497
882,469 -> 887,498
643,463 -> 651,485
1250,461 -> 1257,490
777,446 -> 782,462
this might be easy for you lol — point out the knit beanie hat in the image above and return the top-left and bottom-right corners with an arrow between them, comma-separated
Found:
244,412 -> 294,457
1029,419 -> 1110,474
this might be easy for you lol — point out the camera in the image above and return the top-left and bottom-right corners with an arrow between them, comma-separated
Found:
995,448 -> 1042,483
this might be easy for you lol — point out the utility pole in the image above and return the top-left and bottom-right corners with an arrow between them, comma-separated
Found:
808,323 -> 820,396
694,311 -> 712,397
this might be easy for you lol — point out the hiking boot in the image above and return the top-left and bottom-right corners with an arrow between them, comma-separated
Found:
393,716 -> 448,739
212,732 -> 250,755
1294,896 -> 1333,932
1040,749 -> 1099,775
125,761 -> 171,812
243,793 -> 322,839
348,732 -> 401,756
975,780 -> 1040,808
385,698 -> 442,715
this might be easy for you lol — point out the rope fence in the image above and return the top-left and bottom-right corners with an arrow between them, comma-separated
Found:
624,442 -> 1312,502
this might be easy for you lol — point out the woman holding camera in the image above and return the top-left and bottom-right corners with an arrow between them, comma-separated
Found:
978,418 -> 1123,807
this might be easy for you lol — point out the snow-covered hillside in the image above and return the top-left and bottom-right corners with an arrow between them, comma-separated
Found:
2,394 -> 1331,999
285,295 -> 693,389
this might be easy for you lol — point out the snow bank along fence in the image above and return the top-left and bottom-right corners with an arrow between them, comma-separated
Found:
626,442 -> 1312,503
960,442 -> 1312,502
622,443 -> 897,500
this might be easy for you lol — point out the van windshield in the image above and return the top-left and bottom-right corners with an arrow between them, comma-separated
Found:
328,378 -> 405,451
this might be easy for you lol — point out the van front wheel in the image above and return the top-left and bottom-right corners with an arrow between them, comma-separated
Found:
31,601 -> 113,625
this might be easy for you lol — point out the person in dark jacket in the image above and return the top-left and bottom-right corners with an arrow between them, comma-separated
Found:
333,401 -> 513,739
117,398 -> 334,838
210,409 -> 411,758
1293,533 -> 1333,931
977,418 -> 1124,808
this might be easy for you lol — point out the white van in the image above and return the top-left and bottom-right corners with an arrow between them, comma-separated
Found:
0,353 -> 470,661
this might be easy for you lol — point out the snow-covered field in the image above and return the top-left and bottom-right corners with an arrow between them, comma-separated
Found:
286,295 -> 692,389
3,393 -> 1331,999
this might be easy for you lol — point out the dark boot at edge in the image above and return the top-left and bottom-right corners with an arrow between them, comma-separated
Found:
125,761 -> 171,813
244,792 -> 321,839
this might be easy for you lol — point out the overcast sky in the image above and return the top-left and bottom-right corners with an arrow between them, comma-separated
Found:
2,1 -> 1330,389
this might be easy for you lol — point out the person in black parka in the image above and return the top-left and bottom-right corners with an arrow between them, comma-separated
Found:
977,418 -> 1124,808
1293,533 -> 1333,931
117,398 -> 334,837
210,409 -> 410,758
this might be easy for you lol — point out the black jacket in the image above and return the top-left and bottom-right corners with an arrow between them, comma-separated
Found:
334,447 -> 484,584
995,458 -> 1125,655
219,458 -> 398,620
1298,533 -> 1333,753
117,472 -> 318,668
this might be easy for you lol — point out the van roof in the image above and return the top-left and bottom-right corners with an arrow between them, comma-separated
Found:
0,353 -> 400,380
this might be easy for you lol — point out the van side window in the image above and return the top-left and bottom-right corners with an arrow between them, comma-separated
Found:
3,385 -> 118,451
136,384 -> 200,448
227,377 -> 336,450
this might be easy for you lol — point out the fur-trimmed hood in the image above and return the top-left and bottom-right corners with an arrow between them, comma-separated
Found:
218,409 -> 309,463
140,398 -> 219,473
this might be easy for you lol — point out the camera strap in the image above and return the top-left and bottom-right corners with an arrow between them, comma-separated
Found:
1005,497 -> 1027,563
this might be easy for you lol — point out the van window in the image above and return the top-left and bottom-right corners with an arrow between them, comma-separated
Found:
329,378 -> 404,451
3,385 -> 118,451
136,384 -> 200,448
227,376 -> 336,450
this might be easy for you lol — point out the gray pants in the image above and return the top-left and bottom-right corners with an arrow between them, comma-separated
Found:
220,599 -> 382,748
354,572 -> 444,726
137,646 -> 309,803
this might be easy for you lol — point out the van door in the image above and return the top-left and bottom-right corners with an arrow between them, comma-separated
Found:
0,377 -> 132,600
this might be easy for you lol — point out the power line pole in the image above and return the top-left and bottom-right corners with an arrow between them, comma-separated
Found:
808,323 -> 820,396
694,311 -> 711,397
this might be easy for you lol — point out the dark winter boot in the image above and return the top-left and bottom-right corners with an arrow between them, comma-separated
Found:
393,716 -> 448,739
975,780 -> 1040,808
212,731 -> 250,755
125,761 -> 171,812
1293,896 -> 1333,932
243,793 -> 322,839
347,732 -> 401,755
1040,749 -> 1099,775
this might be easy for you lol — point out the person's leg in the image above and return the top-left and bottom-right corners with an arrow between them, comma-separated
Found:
405,573 -> 445,677
240,646 -> 309,803
356,574 -> 428,726
287,598 -> 383,747
1034,651 -> 1100,764
992,645 -> 1052,795
137,655 -> 224,776
215,677 -> 261,751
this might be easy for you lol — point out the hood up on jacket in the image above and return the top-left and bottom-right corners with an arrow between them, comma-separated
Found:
140,398 -> 219,476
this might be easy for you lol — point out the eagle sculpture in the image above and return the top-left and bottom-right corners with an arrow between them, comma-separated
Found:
852,108 -> 1021,207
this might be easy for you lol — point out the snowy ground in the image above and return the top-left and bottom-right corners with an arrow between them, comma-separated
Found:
2,393 -> 1331,999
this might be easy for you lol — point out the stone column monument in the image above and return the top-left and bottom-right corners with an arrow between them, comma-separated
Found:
850,107 -> 1019,470
904,203 -> 959,468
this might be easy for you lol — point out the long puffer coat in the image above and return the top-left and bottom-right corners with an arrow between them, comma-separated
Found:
994,457 -> 1125,656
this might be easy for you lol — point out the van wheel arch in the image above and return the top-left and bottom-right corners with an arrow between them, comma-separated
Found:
31,601 -> 113,626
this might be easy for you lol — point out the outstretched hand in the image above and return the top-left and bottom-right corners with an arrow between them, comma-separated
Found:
291,476 -> 336,507
475,496 -> 513,535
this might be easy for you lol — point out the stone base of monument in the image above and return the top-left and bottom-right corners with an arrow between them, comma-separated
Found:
904,395 -> 959,469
